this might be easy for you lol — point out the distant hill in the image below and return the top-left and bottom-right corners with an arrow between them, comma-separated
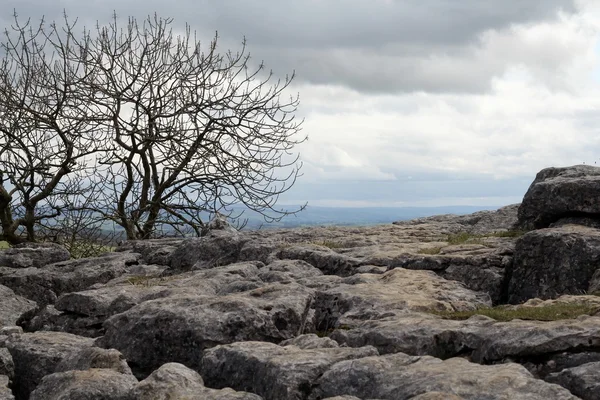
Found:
239,205 -> 502,229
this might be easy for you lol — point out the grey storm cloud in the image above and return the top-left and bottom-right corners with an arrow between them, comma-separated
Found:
0,0 -> 579,94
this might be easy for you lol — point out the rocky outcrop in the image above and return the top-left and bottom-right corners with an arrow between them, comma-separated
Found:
0,286 -> 35,328
29,369 -> 137,400
131,362 -> 261,400
394,203 -> 520,234
508,225 -> 600,303
0,243 -> 70,269
96,282 -> 316,377
0,252 -> 142,305
9,165 -> 600,399
518,165 -> 600,230
310,352 -> 577,399
201,341 -> 378,400
6,331 -> 94,399
0,375 -> 12,400
546,361 -> 600,400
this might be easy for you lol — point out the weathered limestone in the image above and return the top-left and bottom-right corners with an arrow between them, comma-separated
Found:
546,361 -> 600,400
0,375 -> 12,400
201,341 -> 378,400
508,225 -> 600,303
331,312 -> 600,366
97,283 -> 316,377
29,369 -> 138,400
0,252 -> 142,305
6,331 -> 94,399
169,230 -> 248,271
315,268 -> 491,332
310,352 -> 578,400
517,165 -> 600,230
131,362 -> 262,400
0,285 -> 36,328
0,243 -> 70,269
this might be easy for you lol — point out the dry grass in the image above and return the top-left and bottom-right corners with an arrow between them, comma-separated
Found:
430,302 -> 599,322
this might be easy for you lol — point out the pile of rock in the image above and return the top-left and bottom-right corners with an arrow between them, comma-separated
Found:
2,165 -> 600,399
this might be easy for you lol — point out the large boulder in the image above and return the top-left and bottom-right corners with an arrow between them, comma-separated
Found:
5,331 -> 94,399
116,238 -> 184,265
0,284 -> 36,328
131,362 -> 262,400
201,341 -> 378,400
169,230 -> 248,271
315,268 -> 491,332
0,252 -> 142,305
331,311 -> 600,367
310,352 -> 578,400
97,283 -> 316,377
394,203 -> 520,235
508,225 -> 600,303
0,375 -> 12,400
518,165 -> 600,230
0,243 -> 70,269
546,361 -> 600,400
29,369 -> 138,400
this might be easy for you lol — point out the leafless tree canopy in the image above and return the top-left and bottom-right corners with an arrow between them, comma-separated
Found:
0,12 -> 306,244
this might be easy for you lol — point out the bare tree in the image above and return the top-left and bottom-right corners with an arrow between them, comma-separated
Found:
0,12 -> 306,243
80,14 -> 306,239
0,13 -> 109,244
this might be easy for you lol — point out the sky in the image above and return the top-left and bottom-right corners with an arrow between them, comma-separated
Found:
2,0 -> 600,208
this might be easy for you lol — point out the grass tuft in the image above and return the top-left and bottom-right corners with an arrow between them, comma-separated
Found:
430,302 -> 599,322
418,246 -> 443,255
310,240 -> 347,249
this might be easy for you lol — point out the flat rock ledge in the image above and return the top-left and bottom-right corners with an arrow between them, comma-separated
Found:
6,166 -> 600,399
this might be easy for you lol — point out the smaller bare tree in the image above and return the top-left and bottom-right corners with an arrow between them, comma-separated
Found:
0,13 -> 109,244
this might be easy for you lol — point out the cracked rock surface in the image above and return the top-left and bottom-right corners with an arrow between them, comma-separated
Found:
5,165 -> 600,399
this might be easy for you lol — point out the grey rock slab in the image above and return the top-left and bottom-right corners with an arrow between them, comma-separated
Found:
29,368 -> 138,400
276,245 -> 362,277
54,346 -> 133,375
0,252 -> 142,305
6,331 -> 94,399
97,282 -> 315,377
116,238 -> 184,265
258,259 -> 323,283
18,304 -> 107,338
0,349 -> 12,380
132,362 -> 262,400
546,361 -> 600,400
279,334 -> 340,349
517,165 -> 600,229
331,312 -> 600,364
508,225 -> 600,303
201,341 -> 378,400
169,230 -> 249,271
0,284 -> 36,327
0,375 -> 12,400
315,268 -> 491,332
390,245 -> 514,305
310,352 -> 578,400
394,204 -> 520,235
0,242 -> 70,269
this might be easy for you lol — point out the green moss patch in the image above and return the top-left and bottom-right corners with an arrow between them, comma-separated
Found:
431,302 -> 599,322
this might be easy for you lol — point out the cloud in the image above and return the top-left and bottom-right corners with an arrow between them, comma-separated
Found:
0,0 -> 579,94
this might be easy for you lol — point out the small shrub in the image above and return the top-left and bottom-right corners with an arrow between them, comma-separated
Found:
430,303 -> 599,322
